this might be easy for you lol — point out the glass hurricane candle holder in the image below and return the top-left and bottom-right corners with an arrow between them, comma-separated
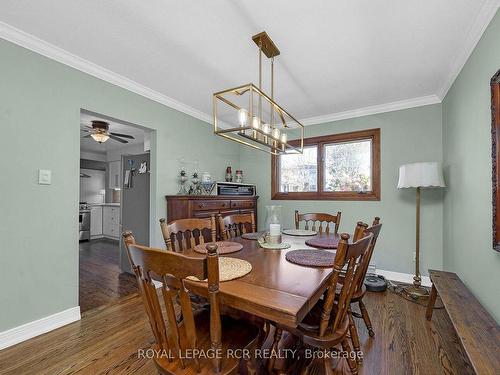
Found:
265,205 -> 282,244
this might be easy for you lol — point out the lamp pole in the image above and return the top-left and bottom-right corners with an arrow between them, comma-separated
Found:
415,186 -> 421,288
404,185 -> 429,298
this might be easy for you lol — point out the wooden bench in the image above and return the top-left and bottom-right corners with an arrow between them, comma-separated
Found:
426,270 -> 500,375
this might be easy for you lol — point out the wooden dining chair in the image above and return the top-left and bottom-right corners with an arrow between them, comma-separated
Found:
295,210 -> 342,235
218,213 -> 256,240
122,231 -> 259,374
159,216 -> 216,252
270,227 -> 373,375
342,217 -> 382,363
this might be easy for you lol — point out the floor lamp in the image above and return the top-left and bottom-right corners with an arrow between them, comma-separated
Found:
398,162 -> 445,299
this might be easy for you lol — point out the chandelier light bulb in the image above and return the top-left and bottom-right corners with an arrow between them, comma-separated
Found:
238,108 -> 248,126
272,127 -> 280,140
252,116 -> 261,130
280,133 -> 287,144
262,123 -> 270,134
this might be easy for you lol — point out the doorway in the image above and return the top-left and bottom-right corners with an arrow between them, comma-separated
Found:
79,109 -> 154,312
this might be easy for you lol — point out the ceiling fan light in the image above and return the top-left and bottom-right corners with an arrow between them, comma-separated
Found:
91,133 -> 110,143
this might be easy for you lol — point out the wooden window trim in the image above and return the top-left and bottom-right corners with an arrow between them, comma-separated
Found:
491,69 -> 500,252
271,128 -> 380,201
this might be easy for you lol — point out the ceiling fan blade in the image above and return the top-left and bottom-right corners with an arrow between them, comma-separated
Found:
110,132 -> 134,139
108,134 -> 129,143
81,134 -> 92,138
80,129 -> 91,133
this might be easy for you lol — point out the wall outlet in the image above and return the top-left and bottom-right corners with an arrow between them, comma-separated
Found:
413,251 -> 416,262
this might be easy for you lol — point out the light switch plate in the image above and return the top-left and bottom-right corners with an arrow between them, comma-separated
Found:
38,169 -> 52,185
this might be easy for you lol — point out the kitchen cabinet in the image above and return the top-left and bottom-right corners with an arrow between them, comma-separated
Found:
103,206 -> 120,239
90,206 -> 103,237
108,160 -> 122,189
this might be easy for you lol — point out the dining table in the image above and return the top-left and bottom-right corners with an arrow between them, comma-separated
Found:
183,232 -> 340,329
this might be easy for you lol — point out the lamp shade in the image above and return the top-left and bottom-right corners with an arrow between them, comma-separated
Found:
397,162 -> 445,188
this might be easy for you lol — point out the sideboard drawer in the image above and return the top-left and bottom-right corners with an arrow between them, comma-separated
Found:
194,200 -> 230,211
192,210 -> 220,219
230,200 -> 255,209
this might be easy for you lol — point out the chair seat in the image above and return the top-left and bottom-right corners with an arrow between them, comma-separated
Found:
287,303 -> 350,349
155,310 -> 259,375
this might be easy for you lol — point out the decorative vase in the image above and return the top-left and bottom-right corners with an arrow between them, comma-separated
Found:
178,170 -> 188,195
235,170 -> 243,183
225,166 -> 233,182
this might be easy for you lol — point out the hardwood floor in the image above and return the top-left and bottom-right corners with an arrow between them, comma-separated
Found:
0,288 -> 473,374
79,238 -> 137,312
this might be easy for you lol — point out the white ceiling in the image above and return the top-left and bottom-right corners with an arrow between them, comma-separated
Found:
1,1 -> 499,124
80,112 -> 145,154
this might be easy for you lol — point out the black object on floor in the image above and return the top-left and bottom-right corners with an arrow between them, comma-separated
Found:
365,274 -> 388,292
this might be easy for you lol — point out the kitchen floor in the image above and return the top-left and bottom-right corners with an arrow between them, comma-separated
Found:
79,238 -> 138,312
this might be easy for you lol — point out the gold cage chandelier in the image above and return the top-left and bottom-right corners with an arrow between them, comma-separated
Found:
213,31 -> 304,155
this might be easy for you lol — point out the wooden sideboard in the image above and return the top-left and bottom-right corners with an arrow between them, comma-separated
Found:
165,195 -> 258,237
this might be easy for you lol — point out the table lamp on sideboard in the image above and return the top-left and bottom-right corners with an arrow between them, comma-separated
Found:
397,162 -> 445,299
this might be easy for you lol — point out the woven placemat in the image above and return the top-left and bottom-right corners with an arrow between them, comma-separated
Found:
305,234 -> 340,249
241,231 -> 266,240
285,249 -> 335,267
187,257 -> 252,282
193,241 -> 243,254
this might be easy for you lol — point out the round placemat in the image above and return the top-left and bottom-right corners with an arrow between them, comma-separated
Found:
193,241 -> 243,254
282,229 -> 317,236
241,231 -> 266,240
257,241 -> 291,250
187,257 -> 252,282
285,249 -> 335,267
305,235 -> 340,249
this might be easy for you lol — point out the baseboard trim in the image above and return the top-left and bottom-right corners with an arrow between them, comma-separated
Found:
0,306 -> 81,351
376,269 -> 431,287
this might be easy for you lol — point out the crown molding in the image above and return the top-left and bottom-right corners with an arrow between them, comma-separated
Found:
0,22 -> 212,124
300,95 -> 441,126
436,0 -> 500,100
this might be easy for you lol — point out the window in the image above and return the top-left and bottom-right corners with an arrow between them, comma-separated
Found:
279,146 -> 318,193
272,128 -> 380,200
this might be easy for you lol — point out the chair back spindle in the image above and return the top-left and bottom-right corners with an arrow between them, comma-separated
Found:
218,213 -> 256,240
295,210 -> 342,235
159,216 -> 216,252
354,217 -> 382,295
318,228 -> 373,336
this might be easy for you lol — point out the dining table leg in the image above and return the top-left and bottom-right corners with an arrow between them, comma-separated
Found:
267,326 -> 283,373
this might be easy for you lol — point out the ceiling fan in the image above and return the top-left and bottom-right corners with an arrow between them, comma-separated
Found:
81,120 -> 135,144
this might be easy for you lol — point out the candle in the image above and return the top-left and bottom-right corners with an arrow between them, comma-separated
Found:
269,223 -> 281,236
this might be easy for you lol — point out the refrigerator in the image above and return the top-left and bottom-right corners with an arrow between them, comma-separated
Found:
119,153 -> 150,273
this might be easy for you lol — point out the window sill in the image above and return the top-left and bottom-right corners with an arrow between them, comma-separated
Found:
271,192 -> 380,201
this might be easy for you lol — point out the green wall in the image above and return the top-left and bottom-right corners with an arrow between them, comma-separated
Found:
0,39 -> 240,332
442,10 -> 500,323
241,104 -> 444,275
